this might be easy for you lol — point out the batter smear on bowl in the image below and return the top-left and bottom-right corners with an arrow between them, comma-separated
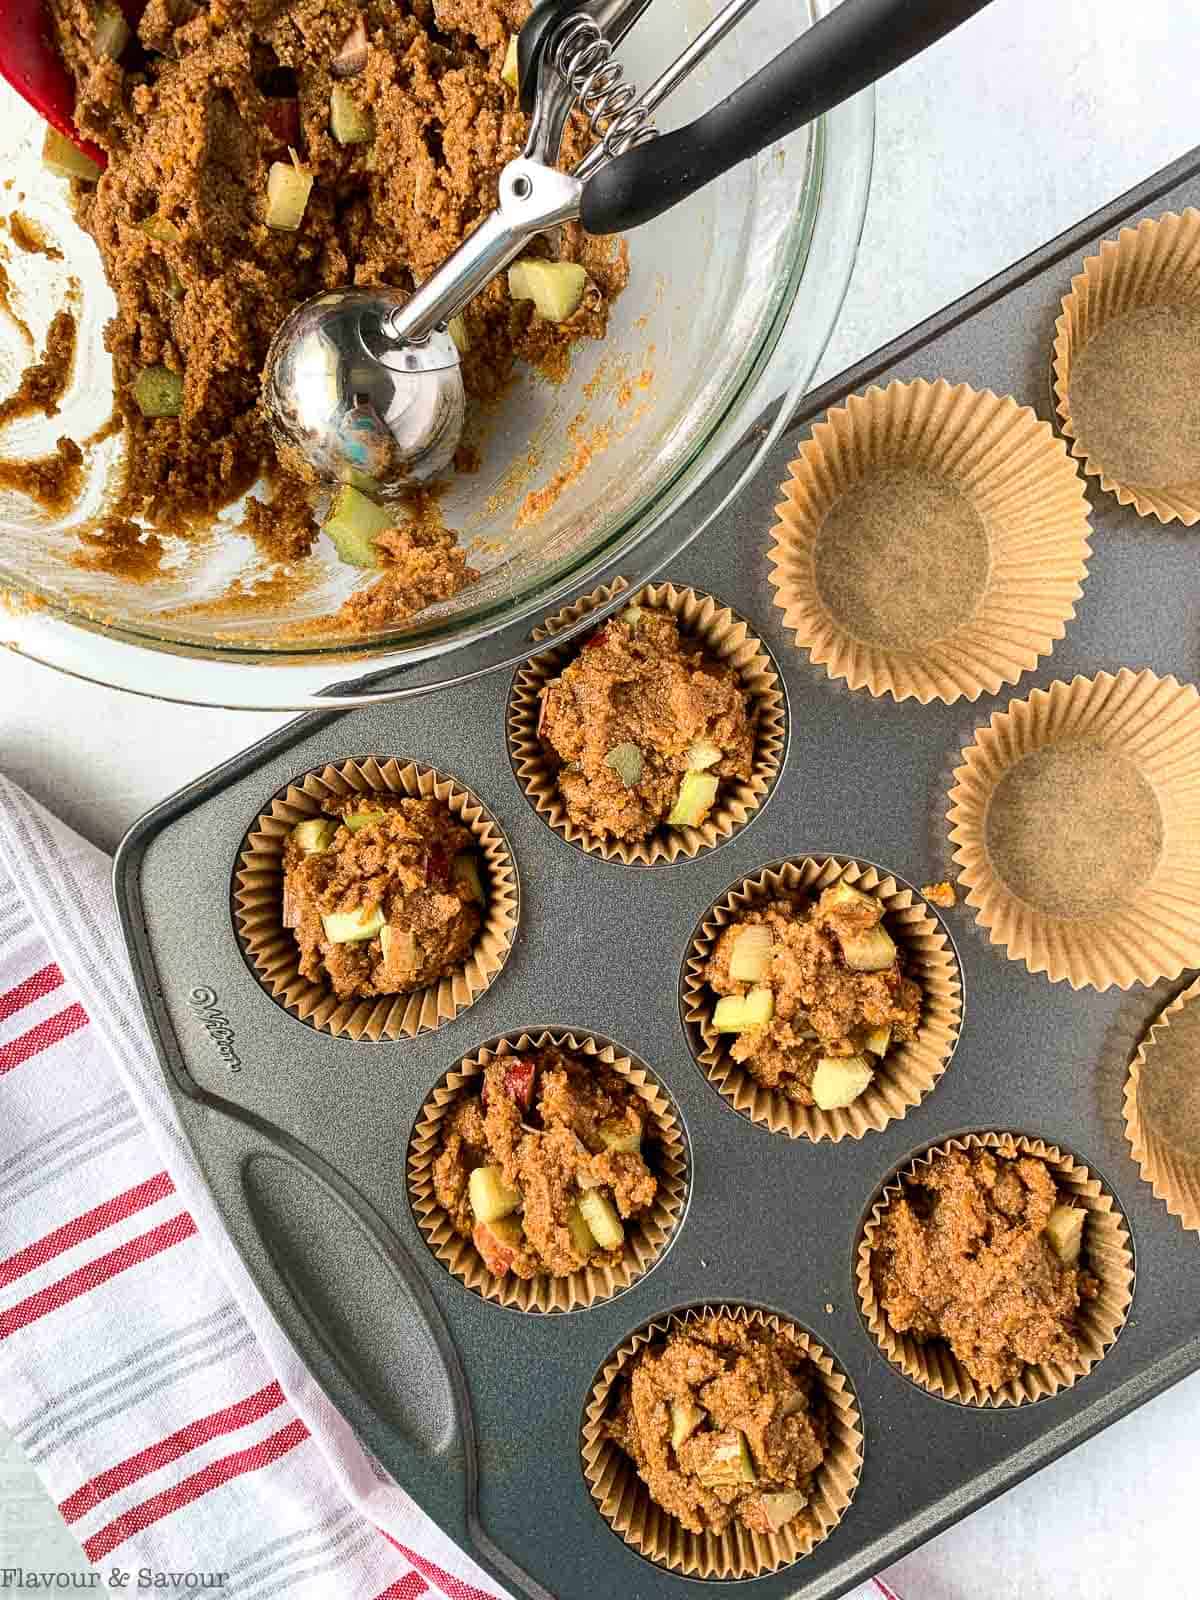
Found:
432,1044 -> 658,1280
538,605 -> 754,843
869,1145 -> 1097,1389
282,792 -> 484,999
605,1314 -> 828,1538
43,0 -> 627,617
704,880 -> 922,1112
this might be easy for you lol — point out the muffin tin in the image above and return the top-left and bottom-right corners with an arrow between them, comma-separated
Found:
115,147 -> 1200,1600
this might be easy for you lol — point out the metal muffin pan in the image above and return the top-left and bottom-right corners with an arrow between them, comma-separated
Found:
116,146 -> 1200,1600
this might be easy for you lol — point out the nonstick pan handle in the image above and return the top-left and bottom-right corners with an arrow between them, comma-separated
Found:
194,1098 -> 552,1600
579,0 -> 996,234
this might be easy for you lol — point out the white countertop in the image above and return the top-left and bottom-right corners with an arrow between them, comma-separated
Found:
2,0 -> 1198,1592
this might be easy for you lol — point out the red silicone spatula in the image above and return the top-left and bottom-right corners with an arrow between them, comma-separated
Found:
0,0 -> 126,169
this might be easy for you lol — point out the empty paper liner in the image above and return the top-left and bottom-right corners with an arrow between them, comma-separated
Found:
407,1030 -> 688,1312
1053,209 -> 1200,523
767,379 -> 1092,703
1125,977 -> 1200,1233
507,581 -> 786,865
232,757 -> 518,1040
856,1132 -> 1134,1407
680,857 -> 962,1141
947,668 -> 1200,990
580,1303 -> 863,1579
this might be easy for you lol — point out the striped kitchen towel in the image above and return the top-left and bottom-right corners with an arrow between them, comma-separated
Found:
0,773 -> 897,1600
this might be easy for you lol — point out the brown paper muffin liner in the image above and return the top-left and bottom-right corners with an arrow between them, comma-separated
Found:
856,1132 -> 1134,1407
767,379 -> 1092,703
580,1303 -> 863,1579
232,757 -> 518,1041
681,858 -> 962,1141
407,1030 -> 688,1312
946,668 -> 1200,991
508,582 -> 786,866
1053,210 -> 1200,523
1124,977 -> 1200,1233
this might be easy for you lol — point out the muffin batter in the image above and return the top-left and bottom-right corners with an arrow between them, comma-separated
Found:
538,607 -> 754,842
704,882 -> 922,1110
606,1315 -> 828,1538
46,0 -> 627,593
432,1045 -> 657,1279
870,1146 -> 1098,1389
282,794 -> 482,999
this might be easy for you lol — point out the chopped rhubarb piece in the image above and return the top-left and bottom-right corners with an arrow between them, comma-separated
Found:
332,16 -> 368,78
133,366 -> 182,417
508,259 -> 588,322
447,314 -> 469,354
502,1057 -> 538,1114
696,1429 -> 756,1487
582,625 -> 609,650
263,97 -> 301,151
93,5 -> 130,59
686,739 -> 721,771
426,843 -> 450,887
751,1490 -> 807,1533
597,1112 -> 642,1155
138,215 -> 182,244
379,924 -> 417,973
323,485 -> 390,568
473,1216 -> 523,1276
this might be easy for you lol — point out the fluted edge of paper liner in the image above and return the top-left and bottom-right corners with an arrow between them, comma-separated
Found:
1125,976 -> 1200,1234
946,669 -> 1200,990
1053,209 -> 1200,524
856,1132 -> 1134,1407
580,1303 -> 863,1578
767,379 -> 1092,703
233,757 -> 518,1040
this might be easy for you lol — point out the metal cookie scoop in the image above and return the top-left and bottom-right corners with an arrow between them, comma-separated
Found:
263,0 -> 994,500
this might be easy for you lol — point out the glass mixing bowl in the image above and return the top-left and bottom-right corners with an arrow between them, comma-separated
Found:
0,0 -> 873,708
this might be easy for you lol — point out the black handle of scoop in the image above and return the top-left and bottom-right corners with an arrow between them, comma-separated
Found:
580,0 -> 997,234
